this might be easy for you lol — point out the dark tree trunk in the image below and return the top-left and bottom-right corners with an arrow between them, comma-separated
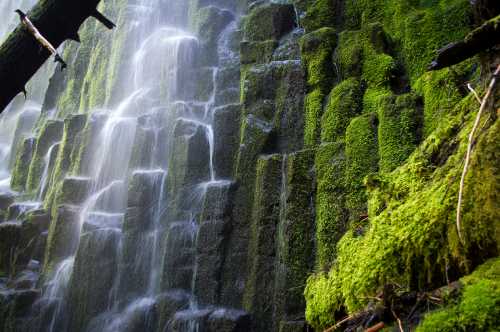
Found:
0,0 -> 114,113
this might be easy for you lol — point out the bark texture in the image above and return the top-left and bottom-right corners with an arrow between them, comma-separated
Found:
0,0 -> 113,112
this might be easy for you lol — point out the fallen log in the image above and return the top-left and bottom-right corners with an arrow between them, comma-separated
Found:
0,0 -> 115,113
428,14 -> 500,71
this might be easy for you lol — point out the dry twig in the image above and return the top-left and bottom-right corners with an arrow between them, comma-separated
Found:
456,64 -> 500,244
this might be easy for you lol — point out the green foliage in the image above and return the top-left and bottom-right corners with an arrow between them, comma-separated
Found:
417,258 -> 500,332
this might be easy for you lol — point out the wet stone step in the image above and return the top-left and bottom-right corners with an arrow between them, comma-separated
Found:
6,201 -> 41,221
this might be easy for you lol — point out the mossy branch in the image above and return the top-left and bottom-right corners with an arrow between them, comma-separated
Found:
0,0 -> 115,113
457,64 -> 500,244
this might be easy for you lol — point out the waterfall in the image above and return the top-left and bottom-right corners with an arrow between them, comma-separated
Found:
0,0 -> 247,330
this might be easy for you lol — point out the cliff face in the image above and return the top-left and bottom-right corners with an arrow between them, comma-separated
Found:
0,0 -> 498,331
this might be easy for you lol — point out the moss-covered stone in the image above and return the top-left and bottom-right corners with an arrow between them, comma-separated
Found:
304,89 -> 325,147
25,120 -> 64,194
299,27 -> 337,92
314,142 -> 347,268
243,3 -> 296,42
213,104 -> 241,179
43,205 -> 82,275
193,5 -> 234,65
243,154 -> 283,332
8,109 -> 40,170
10,137 -> 36,192
302,0 -> 337,32
67,229 -> 120,332
345,113 -> 379,224
240,40 -> 279,65
273,149 -> 316,325
377,93 -> 422,173
44,114 -> 88,211
320,78 -> 363,142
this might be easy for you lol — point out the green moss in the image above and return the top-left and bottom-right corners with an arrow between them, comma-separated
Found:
345,113 -> 379,223
10,137 -> 36,192
44,115 -> 87,213
243,3 -> 296,42
305,95 -> 499,330
299,27 -> 337,92
240,40 -> 279,65
25,120 -> 64,194
302,0 -> 337,32
336,30 -> 364,79
342,0 -> 471,83
414,66 -> 469,137
417,258 -> 500,332
243,154 -> 283,331
377,93 -> 422,173
304,89 -> 325,147
320,78 -> 363,142
314,142 -> 348,269
274,149 -> 316,320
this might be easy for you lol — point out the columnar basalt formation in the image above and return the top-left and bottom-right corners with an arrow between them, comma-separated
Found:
0,0 -> 498,331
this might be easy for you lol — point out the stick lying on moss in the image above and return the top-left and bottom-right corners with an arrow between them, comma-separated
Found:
457,64 -> 500,244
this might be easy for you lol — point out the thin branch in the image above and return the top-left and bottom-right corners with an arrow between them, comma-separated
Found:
323,315 -> 354,332
391,308 -> 404,332
457,64 -> 500,244
467,83 -> 482,104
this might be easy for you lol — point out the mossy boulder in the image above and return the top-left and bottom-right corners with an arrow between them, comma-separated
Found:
240,40 -> 279,65
305,95 -> 500,329
193,5 -> 234,66
67,229 -> 120,332
345,113 -> 379,223
243,3 -> 296,42
213,104 -> 241,179
166,119 -> 211,220
53,176 -> 92,209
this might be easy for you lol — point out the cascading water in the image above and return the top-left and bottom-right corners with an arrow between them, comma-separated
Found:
0,0 -> 245,331
0,0 -> 254,329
